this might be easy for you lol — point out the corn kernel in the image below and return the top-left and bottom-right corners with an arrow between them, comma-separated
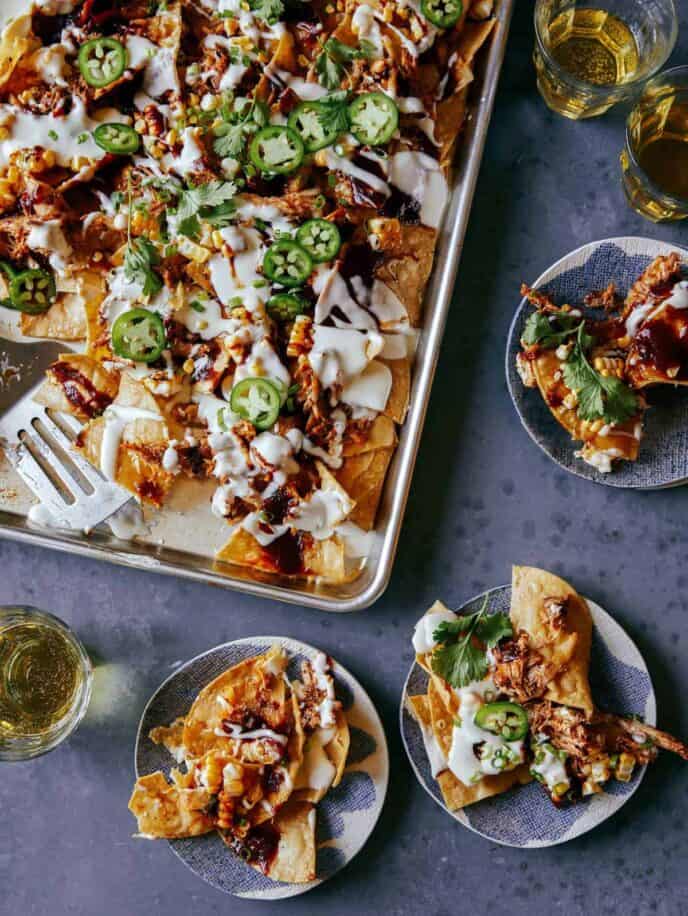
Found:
0,127 -> 9,141
211,230 -> 224,249
42,149 -> 56,167
183,358 -> 195,374
165,129 -> 178,146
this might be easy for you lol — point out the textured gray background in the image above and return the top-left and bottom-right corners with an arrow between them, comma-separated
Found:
2,4 -> 688,915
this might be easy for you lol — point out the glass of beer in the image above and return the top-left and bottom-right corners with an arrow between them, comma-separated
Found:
0,606 -> 92,761
621,66 -> 688,221
533,0 -> 678,119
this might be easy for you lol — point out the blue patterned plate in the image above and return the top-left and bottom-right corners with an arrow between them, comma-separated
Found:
400,586 -> 656,848
135,636 -> 389,899
506,237 -> 688,488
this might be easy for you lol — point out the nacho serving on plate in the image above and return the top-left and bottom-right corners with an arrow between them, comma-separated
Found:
516,253 -> 687,473
129,645 -> 349,883
407,566 -> 688,811
0,0 -> 496,583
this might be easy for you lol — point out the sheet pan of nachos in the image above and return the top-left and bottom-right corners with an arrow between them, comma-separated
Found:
0,0 -> 514,609
405,566 -> 688,818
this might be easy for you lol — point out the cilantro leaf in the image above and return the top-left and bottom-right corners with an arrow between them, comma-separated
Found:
522,310 -> 585,348
430,599 -> 511,690
177,180 -> 236,222
316,90 -> 350,134
249,0 -> 283,24
316,39 -> 376,90
562,324 -> 638,425
213,99 -> 267,159
476,612 -> 512,648
431,638 -> 488,689
123,237 -> 162,297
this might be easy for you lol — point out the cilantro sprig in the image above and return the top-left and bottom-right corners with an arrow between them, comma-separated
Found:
315,90 -> 350,134
123,177 -> 163,297
522,310 -> 585,349
562,324 -> 638,425
430,598 -> 512,689
315,39 -> 377,90
213,98 -> 268,160
249,0 -> 283,24
176,180 -> 237,237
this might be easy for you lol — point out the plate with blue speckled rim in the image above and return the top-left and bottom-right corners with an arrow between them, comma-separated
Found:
506,237 -> 688,489
400,585 -> 656,848
134,636 -> 388,899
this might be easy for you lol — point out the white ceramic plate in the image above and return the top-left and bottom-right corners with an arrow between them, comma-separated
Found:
400,586 -> 656,848
135,636 -> 389,898
506,237 -> 688,488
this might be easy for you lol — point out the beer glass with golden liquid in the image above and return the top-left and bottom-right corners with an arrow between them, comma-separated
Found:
533,0 -> 677,119
621,66 -> 688,221
0,607 -> 92,761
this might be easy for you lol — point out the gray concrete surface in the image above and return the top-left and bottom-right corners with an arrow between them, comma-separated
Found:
2,3 -> 688,914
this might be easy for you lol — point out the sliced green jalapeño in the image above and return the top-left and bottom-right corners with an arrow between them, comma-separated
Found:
1,264 -> 56,314
93,123 -> 140,154
78,37 -> 128,88
295,219 -> 341,263
230,377 -> 281,430
348,92 -> 399,146
249,126 -> 305,174
420,0 -> 463,29
266,293 -> 307,322
474,702 -> 528,742
111,308 -> 166,363
287,101 -> 340,153
263,240 -> 313,288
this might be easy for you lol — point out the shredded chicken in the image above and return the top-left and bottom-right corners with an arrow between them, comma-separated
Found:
491,631 -> 562,704
624,253 -> 682,313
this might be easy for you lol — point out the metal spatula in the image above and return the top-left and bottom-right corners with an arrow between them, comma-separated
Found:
0,337 -> 131,531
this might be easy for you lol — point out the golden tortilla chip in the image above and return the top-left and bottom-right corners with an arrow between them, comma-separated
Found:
0,15 -> 38,91
510,565 -> 593,716
149,717 -> 187,765
294,707 -> 350,804
427,678 -> 530,810
267,801 -> 317,884
35,354 -> 119,421
128,771 -> 215,839
529,348 -> 641,462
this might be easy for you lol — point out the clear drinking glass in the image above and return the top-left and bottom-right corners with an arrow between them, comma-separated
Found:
0,606 -> 92,761
533,0 -> 678,119
621,66 -> 688,221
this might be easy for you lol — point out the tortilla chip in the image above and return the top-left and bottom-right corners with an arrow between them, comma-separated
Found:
335,448 -> 394,530
294,708 -> 350,804
35,353 -> 119,421
427,678 -> 530,810
21,289 -> 87,340
511,566 -> 593,716
267,801 -> 317,884
0,15 -> 38,91
530,348 -> 641,462
128,771 -> 215,838
221,799 -> 317,884
376,225 -> 438,327
149,717 -> 187,765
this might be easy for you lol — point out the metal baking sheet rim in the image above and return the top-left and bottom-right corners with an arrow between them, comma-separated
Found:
0,0 -> 515,612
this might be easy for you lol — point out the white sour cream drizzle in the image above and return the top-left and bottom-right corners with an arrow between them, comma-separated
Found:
215,722 -> 289,745
100,405 -> 164,480
625,281 -> 688,337
448,680 -> 525,786
412,606 -> 458,654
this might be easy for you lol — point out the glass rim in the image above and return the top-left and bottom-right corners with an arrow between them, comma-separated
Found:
0,606 -> 93,762
533,0 -> 679,97
624,67 -> 688,209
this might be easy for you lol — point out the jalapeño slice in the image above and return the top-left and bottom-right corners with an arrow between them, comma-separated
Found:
474,702 -> 528,742
230,377 -> 281,431
249,126 -> 305,174
348,92 -> 399,146
2,268 -> 56,314
93,123 -> 140,154
420,0 -> 463,29
287,101 -> 340,153
295,219 -> 341,263
263,240 -> 313,288
111,308 -> 166,363
266,293 -> 307,322
78,37 -> 128,88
